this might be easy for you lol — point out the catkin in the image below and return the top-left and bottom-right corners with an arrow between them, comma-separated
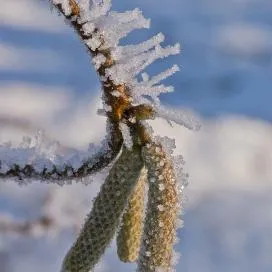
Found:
137,143 -> 179,272
61,146 -> 143,272
117,167 -> 147,262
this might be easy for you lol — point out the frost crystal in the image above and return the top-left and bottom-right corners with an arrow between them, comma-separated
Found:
52,0 -> 72,16
0,0 -> 197,192
0,122 -> 115,184
157,205 -> 164,212
119,122 -> 133,150
156,105 -> 201,131
158,183 -> 165,191
52,0 -> 199,131
145,251 -> 151,257
92,53 -> 106,69
81,22 -> 95,35
0,2 -> 197,272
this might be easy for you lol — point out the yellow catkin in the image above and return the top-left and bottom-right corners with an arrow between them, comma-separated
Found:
117,167 -> 147,262
137,143 -> 179,272
61,146 -> 143,272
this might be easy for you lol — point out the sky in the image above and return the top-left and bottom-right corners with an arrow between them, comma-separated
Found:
0,0 -> 271,271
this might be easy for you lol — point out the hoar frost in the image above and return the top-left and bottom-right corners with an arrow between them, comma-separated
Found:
0,2 -> 200,272
1,0 -> 199,185
57,0 -> 200,130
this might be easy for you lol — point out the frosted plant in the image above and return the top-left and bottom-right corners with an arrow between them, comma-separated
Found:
0,0 -> 200,271
117,167 -> 147,263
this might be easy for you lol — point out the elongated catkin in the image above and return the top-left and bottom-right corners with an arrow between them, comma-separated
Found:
61,146 -> 143,272
117,167 -> 146,262
138,143 -> 179,272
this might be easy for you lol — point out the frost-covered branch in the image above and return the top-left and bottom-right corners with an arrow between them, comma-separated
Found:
1,1 -> 199,271
50,0 -> 200,133
0,121 -> 122,185
0,0 -> 199,183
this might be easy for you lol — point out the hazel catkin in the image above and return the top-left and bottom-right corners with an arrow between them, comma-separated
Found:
61,146 -> 143,272
117,167 -> 147,262
137,143 -> 180,272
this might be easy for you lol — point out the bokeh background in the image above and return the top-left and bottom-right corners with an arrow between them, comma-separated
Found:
0,0 -> 271,271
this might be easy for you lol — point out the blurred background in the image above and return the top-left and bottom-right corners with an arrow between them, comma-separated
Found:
0,0 -> 271,271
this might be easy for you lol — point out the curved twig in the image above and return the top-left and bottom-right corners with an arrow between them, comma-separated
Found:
52,0 -> 153,141
0,120 -> 122,183
0,1 -> 126,183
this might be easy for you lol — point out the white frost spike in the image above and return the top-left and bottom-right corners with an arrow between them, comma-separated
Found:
78,0 -> 91,21
132,43 -> 180,78
134,85 -> 174,102
130,65 -> 180,103
141,73 -> 149,82
176,219 -> 184,229
156,105 -> 201,131
89,0 -> 112,20
100,9 -> 151,48
106,44 -> 180,85
171,250 -> 181,267
110,9 -> 146,23
112,33 -> 165,60
79,0 -> 90,11
119,123 -> 133,150
146,65 -> 180,86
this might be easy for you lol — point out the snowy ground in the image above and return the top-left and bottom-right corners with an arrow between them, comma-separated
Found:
0,0 -> 271,271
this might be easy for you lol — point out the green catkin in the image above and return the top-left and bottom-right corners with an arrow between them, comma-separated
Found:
117,167 -> 147,262
137,143 -> 179,272
61,146 -> 143,272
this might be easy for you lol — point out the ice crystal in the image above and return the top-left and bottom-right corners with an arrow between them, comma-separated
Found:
0,121 -> 117,184
51,0 -> 200,131
52,0 -> 72,16
119,122 -> 133,150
